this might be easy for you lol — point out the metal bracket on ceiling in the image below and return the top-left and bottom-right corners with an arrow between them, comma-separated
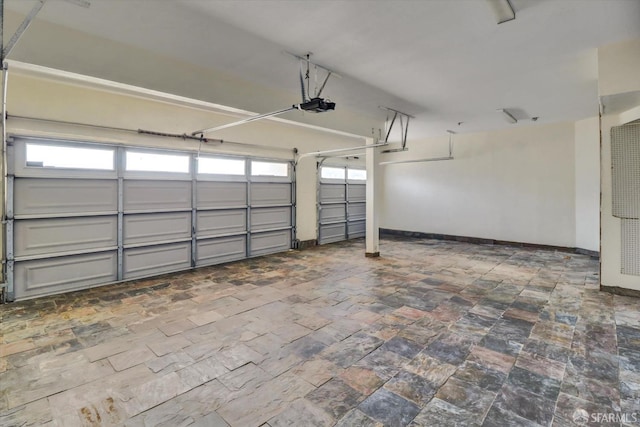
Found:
379,106 -> 414,153
486,0 -> 515,24
2,0 -> 47,62
288,52 -> 340,103
1,0 -> 90,64
379,129 -> 455,166
191,52 -> 339,136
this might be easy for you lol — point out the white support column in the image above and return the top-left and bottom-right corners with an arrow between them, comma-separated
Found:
365,137 -> 380,257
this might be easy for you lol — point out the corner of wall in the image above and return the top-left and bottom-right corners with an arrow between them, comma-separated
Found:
574,117 -> 600,253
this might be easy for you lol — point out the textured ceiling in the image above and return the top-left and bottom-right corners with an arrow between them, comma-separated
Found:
4,0 -> 640,139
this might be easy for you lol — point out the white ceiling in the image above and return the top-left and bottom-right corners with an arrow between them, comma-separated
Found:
4,0 -> 640,139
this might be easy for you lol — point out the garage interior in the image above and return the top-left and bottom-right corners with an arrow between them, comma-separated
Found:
1,0 -> 639,426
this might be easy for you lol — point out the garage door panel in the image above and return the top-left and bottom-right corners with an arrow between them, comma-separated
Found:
123,242 -> 191,279
320,184 -> 346,203
15,252 -> 117,299
251,183 -> 291,206
319,223 -> 346,244
124,212 -> 191,246
197,209 -> 246,237
348,220 -> 366,238
197,182 -> 247,209
251,230 -> 291,256
14,178 -> 117,217
196,235 -> 246,266
320,204 -> 346,223
124,180 -> 191,212
347,184 -> 366,202
347,203 -> 366,221
251,207 -> 291,232
14,216 -> 117,258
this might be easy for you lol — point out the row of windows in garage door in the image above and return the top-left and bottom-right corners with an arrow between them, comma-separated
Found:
24,141 -> 290,177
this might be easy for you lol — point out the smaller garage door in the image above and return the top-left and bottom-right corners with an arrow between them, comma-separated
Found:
318,165 -> 366,244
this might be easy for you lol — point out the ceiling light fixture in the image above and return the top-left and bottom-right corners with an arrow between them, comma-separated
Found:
486,0 -> 515,24
498,108 -> 518,124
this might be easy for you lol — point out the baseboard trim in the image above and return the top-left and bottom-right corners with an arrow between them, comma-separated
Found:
295,239 -> 318,250
380,228 -> 600,258
575,247 -> 599,258
600,285 -> 640,298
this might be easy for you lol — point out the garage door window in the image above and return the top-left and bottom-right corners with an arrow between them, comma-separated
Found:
251,160 -> 289,177
347,168 -> 366,181
126,151 -> 190,173
26,143 -> 114,170
321,166 -> 346,180
198,157 -> 245,175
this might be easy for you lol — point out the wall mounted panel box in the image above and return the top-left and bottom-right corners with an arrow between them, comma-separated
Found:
611,123 -> 640,276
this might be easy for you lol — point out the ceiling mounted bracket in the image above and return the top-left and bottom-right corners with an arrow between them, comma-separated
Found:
192,52 -> 338,136
2,0 -> 46,62
486,0 -> 515,24
498,108 -> 518,124
285,51 -> 342,80
1,0 -> 91,63
379,129 -> 455,165
379,106 -> 414,153
292,52 -> 338,102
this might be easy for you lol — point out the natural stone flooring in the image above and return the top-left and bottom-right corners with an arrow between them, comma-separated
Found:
1,237 -> 639,426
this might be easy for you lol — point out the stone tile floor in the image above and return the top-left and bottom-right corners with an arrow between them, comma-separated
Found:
0,236 -> 639,426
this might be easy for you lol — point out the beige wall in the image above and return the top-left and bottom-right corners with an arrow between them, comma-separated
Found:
574,117 -> 600,252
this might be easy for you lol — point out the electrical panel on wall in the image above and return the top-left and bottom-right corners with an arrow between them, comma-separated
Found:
622,219 -> 640,276
611,123 -> 640,276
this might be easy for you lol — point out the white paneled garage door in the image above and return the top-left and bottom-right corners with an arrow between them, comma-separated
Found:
318,165 -> 366,245
7,137 -> 293,300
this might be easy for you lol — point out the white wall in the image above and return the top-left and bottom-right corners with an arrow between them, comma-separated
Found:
380,122 -> 577,247
574,117 -> 600,252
